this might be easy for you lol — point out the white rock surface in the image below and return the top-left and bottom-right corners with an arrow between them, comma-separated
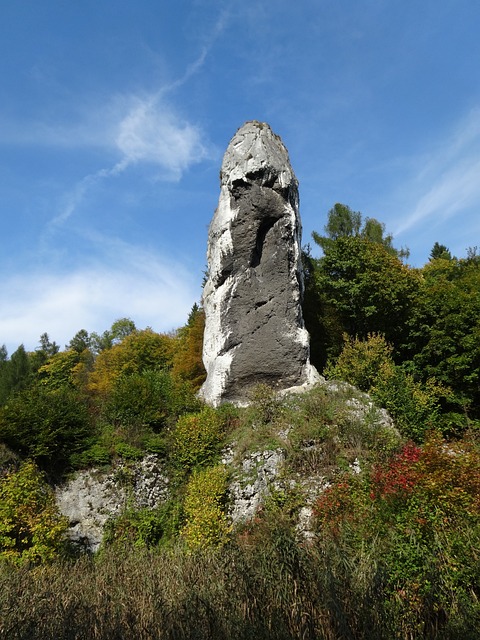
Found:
55,455 -> 169,552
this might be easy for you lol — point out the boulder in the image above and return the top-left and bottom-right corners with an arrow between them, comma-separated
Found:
200,121 -> 320,406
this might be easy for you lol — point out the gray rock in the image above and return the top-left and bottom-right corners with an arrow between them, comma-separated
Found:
228,448 -> 285,524
55,455 -> 169,552
200,121 -> 320,406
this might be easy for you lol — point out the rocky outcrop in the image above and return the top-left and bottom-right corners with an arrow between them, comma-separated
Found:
55,455 -> 169,552
227,448 -> 285,524
200,121 -> 320,406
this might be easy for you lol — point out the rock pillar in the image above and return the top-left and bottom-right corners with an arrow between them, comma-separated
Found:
199,121 -> 319,406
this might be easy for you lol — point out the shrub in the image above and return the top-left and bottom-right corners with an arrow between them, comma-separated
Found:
324,332 -> 393,391
0,461 -> 69,564
103,500 -> 182,549
172,407 -> 224,470
326,333 -> 449,441
182,465 -> 231,549
372,364 -> 449,441
87,329 -> 177,396
102,369 -> 201,432
312,433 -> 480,637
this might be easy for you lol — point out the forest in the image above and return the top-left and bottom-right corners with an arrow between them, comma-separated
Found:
0,203 -> 479,639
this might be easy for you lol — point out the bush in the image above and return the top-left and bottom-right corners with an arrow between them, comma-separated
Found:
326,333 -> 449,441
0,461 -> 69,564
182,465 -> 231,550
172,407 -> 224,470
312,433 -> 480,637
324,332 -> 393,392
102,369 -> 201,432
103,500 -> 182,549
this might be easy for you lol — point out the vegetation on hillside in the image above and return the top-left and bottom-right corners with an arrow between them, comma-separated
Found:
0,202 -> 479,638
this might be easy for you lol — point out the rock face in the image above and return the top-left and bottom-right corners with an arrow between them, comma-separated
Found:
200,121 -> 320,406
55,455 -> 169,552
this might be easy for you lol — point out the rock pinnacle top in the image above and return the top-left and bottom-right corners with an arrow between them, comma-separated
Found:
220,121 -> 297,191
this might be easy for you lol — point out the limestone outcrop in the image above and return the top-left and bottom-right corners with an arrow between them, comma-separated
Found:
55,455 -> 169,552
200,121 -> 320,406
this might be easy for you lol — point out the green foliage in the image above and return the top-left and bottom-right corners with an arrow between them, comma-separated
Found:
430,241 -> 452,261
72,443 -> 111,467
405,255 -> 480,421
90,317 -> 137,353
0,461 -> 69,564
305,204 -> 415,369
372,365 -> 449,441
37,348 -> 90,390
324,332 -> 393,392
0,344 -> 32,405
302,247 -> 344,369
66,329 -> 91,353
0,383 -> 93,474
103,500 -> 182,549
316,236 -> 420,347
326,333 -> 449,441
87,328 -> 176,397
172,407 -> 224,471
114,442 -> 143,460
182,465 -> 231,549
313,202 -> 409,259
81,367 -> 201,466
248,384 -> 283,425
102,369 -> 191,430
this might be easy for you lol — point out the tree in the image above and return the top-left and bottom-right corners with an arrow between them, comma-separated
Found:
0,344 -> 32,404
312,203 -> 409,259
67,329 -> 91,353
404,255 -> 480,422
0,382 -> 92,475
38,332 -> 59,356
87,328 -> 176,397
309,236 -> 420,364
302,247 -> 344,369
325,333 -> 449,441
171,304 -> 207,390
430,242 -> 452,261
90,318 -> 137,353
313,203 -> 362,247
37,349 -> 93,391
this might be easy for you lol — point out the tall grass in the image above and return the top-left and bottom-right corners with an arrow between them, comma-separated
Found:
1,525 -> 479,640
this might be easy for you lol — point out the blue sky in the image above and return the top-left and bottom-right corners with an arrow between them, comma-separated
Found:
1,0 -> 480,354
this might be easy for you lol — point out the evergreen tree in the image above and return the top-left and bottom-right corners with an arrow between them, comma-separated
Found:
430,242 -> 452,260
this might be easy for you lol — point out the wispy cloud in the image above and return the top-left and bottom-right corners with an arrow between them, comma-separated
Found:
44,94 -> 212,228
0,241 -> 198,355
395,108 -> 480,235
45,3 -> 232,227
113,96 -> 210,178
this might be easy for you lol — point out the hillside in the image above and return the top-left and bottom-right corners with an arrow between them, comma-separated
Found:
1,207 -> 480,638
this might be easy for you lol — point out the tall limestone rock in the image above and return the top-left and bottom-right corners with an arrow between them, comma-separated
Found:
199,121 -> 320,406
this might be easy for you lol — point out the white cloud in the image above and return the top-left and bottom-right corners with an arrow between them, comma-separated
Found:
395,108 -> 480,236
44,94 -> 213,227
0,243 -> 198,355
113,95 -> 210,179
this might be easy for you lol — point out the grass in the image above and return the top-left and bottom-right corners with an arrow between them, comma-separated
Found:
1,523 -> 479,640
